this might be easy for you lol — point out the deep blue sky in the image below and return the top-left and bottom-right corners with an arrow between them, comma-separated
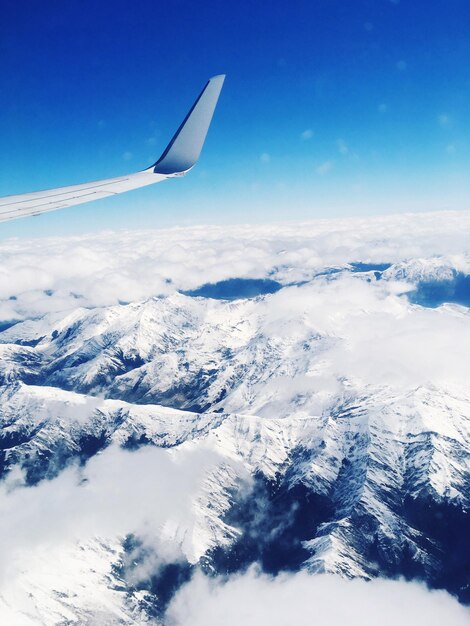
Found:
1,0 -> 469,237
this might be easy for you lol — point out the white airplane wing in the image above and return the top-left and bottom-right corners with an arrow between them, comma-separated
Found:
0,75 -> 225,224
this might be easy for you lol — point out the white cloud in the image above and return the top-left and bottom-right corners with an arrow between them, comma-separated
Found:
0,444 -> 221,583
336,138 -> 348,154
0,211 -> 470,323
301,129 -> 314,140
166,569 -> 470,626
257,273 -> 470,390
316,160 -> 333,175
438,113 -> 452,127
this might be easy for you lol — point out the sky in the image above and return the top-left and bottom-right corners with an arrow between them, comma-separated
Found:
0,0 -> 470,237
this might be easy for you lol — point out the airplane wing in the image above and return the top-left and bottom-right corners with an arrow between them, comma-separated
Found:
0,75 -> 225,224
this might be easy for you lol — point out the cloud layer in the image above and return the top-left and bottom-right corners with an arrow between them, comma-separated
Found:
1,210 -> 469,321
167,569 -> 470,626
0,444 -> 220,582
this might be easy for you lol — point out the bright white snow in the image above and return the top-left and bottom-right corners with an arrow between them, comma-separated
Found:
0,210 -> 469,624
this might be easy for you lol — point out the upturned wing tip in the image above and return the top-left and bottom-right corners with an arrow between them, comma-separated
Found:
151,75 -> 226,175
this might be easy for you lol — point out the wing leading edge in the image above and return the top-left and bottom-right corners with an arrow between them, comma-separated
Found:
0,75 -> 225,224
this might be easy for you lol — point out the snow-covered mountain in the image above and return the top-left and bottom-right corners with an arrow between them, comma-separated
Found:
0,217 -> 469,624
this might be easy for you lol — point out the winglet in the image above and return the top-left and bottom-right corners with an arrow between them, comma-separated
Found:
151,75 -> 225,175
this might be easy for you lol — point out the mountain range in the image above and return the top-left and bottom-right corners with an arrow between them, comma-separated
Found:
0,252 -> 468,624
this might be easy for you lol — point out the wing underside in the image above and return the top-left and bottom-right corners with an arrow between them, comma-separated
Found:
0,74 -> 225,224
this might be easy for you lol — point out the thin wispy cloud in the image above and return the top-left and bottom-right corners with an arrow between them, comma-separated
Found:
336,139 -> 348,155
316,160 -> 333,175
438,113 -> 452,127
301,129 -> 314,141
